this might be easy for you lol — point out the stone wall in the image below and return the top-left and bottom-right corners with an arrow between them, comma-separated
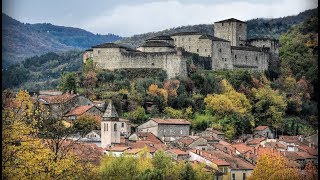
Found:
136,46 -> 175,53
171,34 -> 203,53
231,49 -> 269,71
214,21 -> 247,46
93,48 -> 187,78
157,124 -> 190,139
212,41 -> 233,70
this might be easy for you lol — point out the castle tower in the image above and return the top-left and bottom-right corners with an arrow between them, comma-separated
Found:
214,18 -> 247,46
101,100 -> 121,148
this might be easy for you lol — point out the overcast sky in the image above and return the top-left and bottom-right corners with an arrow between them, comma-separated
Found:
2,0 -> 318,37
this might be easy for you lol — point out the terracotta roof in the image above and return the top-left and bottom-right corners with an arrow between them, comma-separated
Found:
103,101 -> 118,119
64,105 -> 95,116
202,136 -> 220,141
205,128 -> 225,135
39,93 -> 76,104
151,118 -> 191,125
139,41 -> 174,48
296,152 -> 317,159
254,126 -> 269,131
199,34 -> 229,42
170,32 -> 204,36
191,150 -> 230,166
106,146 -> 130,152
215,18 -> 245,23
125,148 -> 143,154
297,145 -> 318,156
232,143 -> 254,154
246,138 -> 266,145
279,136 -> 300,143
179,136 -> 195,146
167,148 -> 189,155
264,141 -> 286,149
134,132 -> 163,144
282,151 -> 304,161
147,35 -> 173,41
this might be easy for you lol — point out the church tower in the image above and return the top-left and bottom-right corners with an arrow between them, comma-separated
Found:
101,100 -> 121,148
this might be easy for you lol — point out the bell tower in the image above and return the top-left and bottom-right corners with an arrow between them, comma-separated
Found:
101,100 -> 120,148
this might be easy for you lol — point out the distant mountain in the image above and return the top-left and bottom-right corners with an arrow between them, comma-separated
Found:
115,8 -> 318,48
2,13 -> 122,67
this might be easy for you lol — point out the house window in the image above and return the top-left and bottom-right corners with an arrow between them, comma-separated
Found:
243,173 -> 246,180
239,37 -> 241,40
239,23 -> 242,27
208,55 -> 211,57
232,173 -> 235,180
114,124 -> 117,131
196,49 -> 199,52
235,55 -> 237,59
219,48 -> 222,53
121,123 -> 124,128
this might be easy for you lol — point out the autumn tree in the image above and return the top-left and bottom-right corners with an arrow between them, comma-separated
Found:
249,152 -> 301,180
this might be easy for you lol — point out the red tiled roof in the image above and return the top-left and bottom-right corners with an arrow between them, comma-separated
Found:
125,148 -> 143,154
282,151 -> 305,161
264,141 -> 286,149
151,118 -> 191,125
297,145 -> 318,156
232,143 -> 254,154
167,148 -> 189,155
254,126 -> 269,131
190,150 -> 230,166
205,128 -> 225,135
135,132 -> 163,144
179,136 -> 195,146
40,93 -> 76,104
64,105 -> 94,116
296,152 -> 317,159
246,138 -> 266,145
279,136 -> 300,143
106,146 -> 130,152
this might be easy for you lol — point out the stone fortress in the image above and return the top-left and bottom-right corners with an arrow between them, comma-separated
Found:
83,18 -> 279,78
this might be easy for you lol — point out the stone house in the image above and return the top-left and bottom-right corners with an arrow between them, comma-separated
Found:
104,146 -> 130,157
174,136 -> 208,150
137,118 -> 191,142
245,137 -> 267,147
38,93 -> 93,118
253,126 -> 274,139
64,105 -> 102,120
128,132 -> 163,144
84,130 -> 101,142
166,148 -> 190,161
278,135 -> 302,152
198,128 -> 226,140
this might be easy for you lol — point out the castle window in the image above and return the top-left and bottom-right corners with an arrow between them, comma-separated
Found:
225,58 -> 227,62
222,23 -> 224,26
98,50 -> 100,54
208,55 -> 211,57
152,62 -> 155,66
245,56 -> 248,60
114,124 -> 117,131
256,56 -> 258,61
205,49 -> 207,52
239,37 -> 241,40
189,46 -> 191,50
235,55 -> 237,59
219,48 -> 221,53
121,123 -> 124,128
189,38 -> 191,41
197,49 -> 199,52
239,23 -> 242,27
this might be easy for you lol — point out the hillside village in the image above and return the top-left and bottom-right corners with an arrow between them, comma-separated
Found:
6,90 -> 317,180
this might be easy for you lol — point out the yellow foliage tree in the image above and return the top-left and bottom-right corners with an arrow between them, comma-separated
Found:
148,84 -> 168,103
249,152 -> 302,180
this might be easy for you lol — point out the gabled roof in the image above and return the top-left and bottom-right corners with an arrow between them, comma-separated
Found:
279,136 -> 300,143
296,152 -> 317,159
170,31 -> 204,36
282,151 -> 305,161
254,126 -> 269,131
179,136 -> 195,146
105,146 -> 130,152
232,143 -> 254,154
139,41 -> 174,48
215,18 -> 245,23
205,128 -> 225,135
151,118 -> 191,125
147,35 -> 173,41
246,138 -> 266,145
134,132 -> 163,144
167,148 -> 189,155
64,105 -> 95,116
102,101 -> 118,119
92,130 -> 101,137
39,93 -> 77,104
199,34 -> 229,42
297,145 -> 318,156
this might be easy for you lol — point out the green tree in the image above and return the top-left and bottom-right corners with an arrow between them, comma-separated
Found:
59,72 -> 78,93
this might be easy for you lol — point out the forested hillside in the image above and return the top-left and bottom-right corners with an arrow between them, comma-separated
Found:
2,13 -> 122,67
116,8 -> 317,47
